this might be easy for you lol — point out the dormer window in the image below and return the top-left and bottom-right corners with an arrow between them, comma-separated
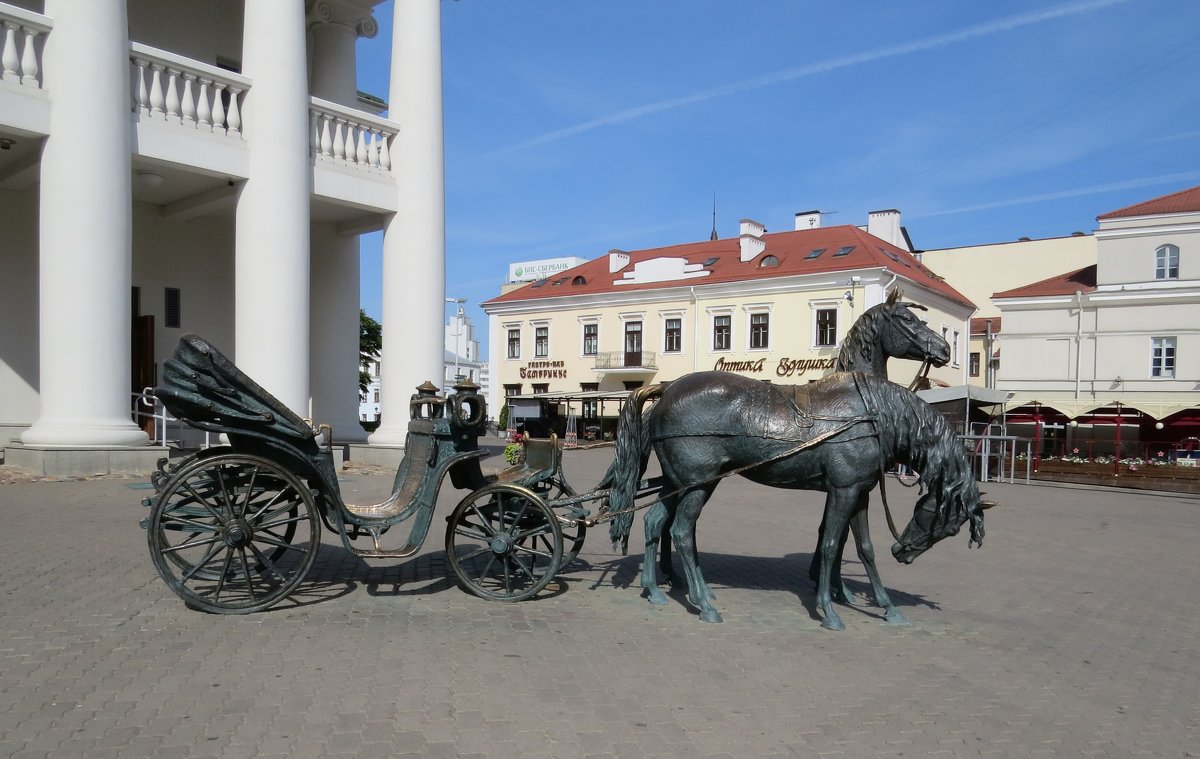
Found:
1156,244 -> 1179,280
572,275 -> 587,286
759,255 -> 780,268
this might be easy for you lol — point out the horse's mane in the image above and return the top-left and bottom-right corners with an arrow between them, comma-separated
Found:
834,305 -> 884,372
866,377 -> 976,519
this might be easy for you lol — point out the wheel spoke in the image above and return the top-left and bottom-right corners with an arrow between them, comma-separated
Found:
160,534 -> 223,554
468,503 -> 498,536
246,483 -> 294,523
238,549 -> 258,601
248,543 -> 287,584
180,480 -> 228,525
452,523 -> 491,542
253,533 -> 308,554
212,548 -> 235,600
180,542 -> 224,582
240,465 -> 260,519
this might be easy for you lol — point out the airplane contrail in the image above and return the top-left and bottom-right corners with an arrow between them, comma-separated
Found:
485,0 -> 1131,158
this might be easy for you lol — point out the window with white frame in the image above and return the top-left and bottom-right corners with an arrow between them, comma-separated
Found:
713,314 -> 732,351
814,308 -> 837,347
952,330 -> 960,366
1155,244 -> 1179,280
663,317 -> 682,353
506,327 -> 521,359
1151,336 -> 1176,378
582,323 -> 598,356
534,324 -> 549,358
749,312 -> 770,350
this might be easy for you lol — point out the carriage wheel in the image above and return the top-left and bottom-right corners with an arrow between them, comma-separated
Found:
148,453 -> 320,614
530,477 -> 586,567
445,484 -> 563,602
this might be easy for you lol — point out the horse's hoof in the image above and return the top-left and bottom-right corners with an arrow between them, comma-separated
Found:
699,609 -> 723,623
884,609 -> 909,625
644,589 -> 669,605
820,614 -> 846,631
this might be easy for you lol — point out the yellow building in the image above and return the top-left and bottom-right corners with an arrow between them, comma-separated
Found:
482,213 -> 975,435
918,234 -> 1097,388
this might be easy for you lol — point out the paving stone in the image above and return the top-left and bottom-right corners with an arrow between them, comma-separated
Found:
1,453 -> 1198,757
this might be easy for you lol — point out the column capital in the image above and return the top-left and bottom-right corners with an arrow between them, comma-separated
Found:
305,0 -> 378,39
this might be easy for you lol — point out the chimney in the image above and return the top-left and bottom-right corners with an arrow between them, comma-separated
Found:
738,218 -> 766,263
794,210 -> 821,230
866,209 -> 903,248
608,249 -> 630,273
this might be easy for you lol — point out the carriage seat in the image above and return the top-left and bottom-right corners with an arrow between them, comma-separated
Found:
489,434 -> 561,488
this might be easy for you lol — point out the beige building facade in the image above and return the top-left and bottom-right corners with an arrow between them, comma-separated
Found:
483,213 -> 976,434
991,185 -> 1200,457
919,234 -> 1097,388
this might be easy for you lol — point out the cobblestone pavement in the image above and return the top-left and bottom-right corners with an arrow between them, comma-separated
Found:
1,446 -> 1197,758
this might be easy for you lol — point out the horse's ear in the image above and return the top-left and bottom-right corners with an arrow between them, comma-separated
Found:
886,289 -> 901,305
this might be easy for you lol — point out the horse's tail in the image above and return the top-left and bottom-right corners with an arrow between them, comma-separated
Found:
598,383 -> 663,553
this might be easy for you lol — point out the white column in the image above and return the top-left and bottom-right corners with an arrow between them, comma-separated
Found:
306,3 -> 372,442
370,0 -> 445,447
234,1 -> 312,414
22,0 -> 147,448
310,224 -> 367,442
307,1 -> 369,107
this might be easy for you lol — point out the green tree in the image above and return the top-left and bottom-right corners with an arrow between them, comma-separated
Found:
359,310 -> 382,397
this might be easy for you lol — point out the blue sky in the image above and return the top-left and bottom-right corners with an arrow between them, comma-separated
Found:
355,0 -> 1200,353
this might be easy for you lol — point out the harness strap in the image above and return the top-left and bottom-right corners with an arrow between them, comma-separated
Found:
596,416 -> 869,526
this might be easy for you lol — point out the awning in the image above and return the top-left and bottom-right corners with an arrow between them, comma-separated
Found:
1002,395 -> 1200,421
917,385 -> 1012,407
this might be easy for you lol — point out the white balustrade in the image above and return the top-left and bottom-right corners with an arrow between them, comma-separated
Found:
310,96 -> 397,174
129,42 -> 249,139
0,4 -> 51,89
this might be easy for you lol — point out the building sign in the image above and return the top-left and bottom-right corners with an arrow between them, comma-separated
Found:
520,360 -> 567,379
507,257 -> 587,283
712,355 -> 838,377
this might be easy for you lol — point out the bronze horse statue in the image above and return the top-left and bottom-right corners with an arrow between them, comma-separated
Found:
601,370 -> 985,630
652,290 -> 951,612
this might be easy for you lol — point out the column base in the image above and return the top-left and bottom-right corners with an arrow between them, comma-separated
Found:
21,421 -> 149,448
348,442 -> 405,469
4,443 -> 166,477
367,427 -> 408,448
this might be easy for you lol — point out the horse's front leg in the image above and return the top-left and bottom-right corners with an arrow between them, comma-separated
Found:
816,493 -> 853,631
641,500 -> 672,605
812,515 -> 854,604
849,507 -> 906,625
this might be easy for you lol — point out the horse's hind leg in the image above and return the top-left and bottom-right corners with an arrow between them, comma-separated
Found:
658,505 -> 713,600
671,484 -> 721,622
641,499 -> 673,605
849,508 -> 906,624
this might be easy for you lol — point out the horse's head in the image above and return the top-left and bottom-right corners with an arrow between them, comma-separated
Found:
877,290 -> 951,368
890,480 -> 986,564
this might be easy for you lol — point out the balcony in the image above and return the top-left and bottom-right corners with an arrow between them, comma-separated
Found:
593,351 -> 658,373
0,6 -> 399,223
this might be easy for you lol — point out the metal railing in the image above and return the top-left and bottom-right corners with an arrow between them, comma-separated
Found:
593,351 -> 658,370
132,388 -> 170,448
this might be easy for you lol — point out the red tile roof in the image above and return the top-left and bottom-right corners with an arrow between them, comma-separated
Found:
1096,184 -> 1200,220
485,225 -> 974,308
970,316 -> 1002,336
992,265 -> 1096,299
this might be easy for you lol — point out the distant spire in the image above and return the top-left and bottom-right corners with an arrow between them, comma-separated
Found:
710,193 -> 718,240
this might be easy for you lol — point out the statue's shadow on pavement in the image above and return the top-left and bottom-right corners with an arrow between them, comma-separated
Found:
567,550 -> 938,624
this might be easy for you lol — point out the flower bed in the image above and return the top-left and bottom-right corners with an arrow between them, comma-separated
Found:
1028,456 -> 1200,494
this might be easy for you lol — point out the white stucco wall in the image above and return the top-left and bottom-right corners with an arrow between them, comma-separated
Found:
0,187 -> 41,433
